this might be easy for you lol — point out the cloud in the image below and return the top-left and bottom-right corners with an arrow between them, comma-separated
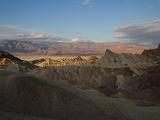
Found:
82,0 -> 92,5
17,32 -> 51,40
115,19 -> 160,46
0,25 -> 68,41
0,25 -> 24,40
71,37 -> 81,42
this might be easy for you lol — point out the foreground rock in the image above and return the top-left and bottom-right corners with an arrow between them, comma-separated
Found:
30,66 -> 134,96
30,65 -> 160,105
1,71 -> 160,120
0,71 -> 108,120
135,64 -> 160,104
0,111 -> 55,120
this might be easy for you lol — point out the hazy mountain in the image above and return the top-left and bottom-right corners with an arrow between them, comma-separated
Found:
0,40 -> 145,55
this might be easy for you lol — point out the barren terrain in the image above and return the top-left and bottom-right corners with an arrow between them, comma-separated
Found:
0,44 -> 160,120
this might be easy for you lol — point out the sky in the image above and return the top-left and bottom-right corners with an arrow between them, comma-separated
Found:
0,0 -> 160,46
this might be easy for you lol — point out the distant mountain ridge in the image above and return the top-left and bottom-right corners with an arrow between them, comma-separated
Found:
0,40 -> 145,55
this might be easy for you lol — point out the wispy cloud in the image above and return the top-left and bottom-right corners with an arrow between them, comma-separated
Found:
71,37 -> 81,42
82,0 -> 93,5
115,19 -> 160,46
0,25 -> 68,41
17,32 -> 51,40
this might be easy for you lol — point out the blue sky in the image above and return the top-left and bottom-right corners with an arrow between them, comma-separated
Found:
0,0 -> 160,44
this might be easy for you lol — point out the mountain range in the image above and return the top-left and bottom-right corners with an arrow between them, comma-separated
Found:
0,40 -> 145,55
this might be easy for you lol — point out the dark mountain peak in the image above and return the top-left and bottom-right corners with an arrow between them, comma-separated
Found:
105,49 -> 115,56
74,56 -> 83,61
142,44 -> 160,61
0,50 -> 22,62
158,44 -> 160,49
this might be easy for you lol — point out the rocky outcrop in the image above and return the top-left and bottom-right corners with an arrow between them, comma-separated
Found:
135,64 -> 160,104
88,56 -> 98,61
31,56 -> 98,67
142,44 -> 160,62
0,71 -> 109,120
29,47 -> 160,105
1,71 -> 160,120
112,64 -> 160,105
97,49 -> 154,68
73,56 -> 83,61
29,66 -> 134,96
0,51 -> 37,72
31,58 -> 46,65
0,111 -> 55,120
0,58 -> 12,69
0,50 -> 23,62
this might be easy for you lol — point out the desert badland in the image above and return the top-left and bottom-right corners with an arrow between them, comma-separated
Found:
0,0 -> 160,120
0,44 -> 160,120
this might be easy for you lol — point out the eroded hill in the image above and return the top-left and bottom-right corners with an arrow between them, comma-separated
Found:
1,71 -> 160,120
0,50 -> 38,72
0,44 -> 160,120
